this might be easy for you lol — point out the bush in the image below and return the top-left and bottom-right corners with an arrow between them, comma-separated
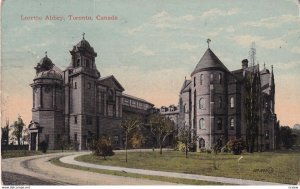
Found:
226,138 -> 245,155
206,149 -> 212,154
91,137 -> 114,160
39,141 -> 48,153
199,147 -> 207,153
188,142 -> 197,152
175,141 -> 187,152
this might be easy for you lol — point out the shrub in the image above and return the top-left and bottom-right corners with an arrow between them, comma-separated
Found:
175,141 -> 187,152
39,141 -> 48,153
91,137 -> 114,160
206,149 -> 212,154
199,147 -> 207,153
188,142 -> 197,152
226,138 -> 245,155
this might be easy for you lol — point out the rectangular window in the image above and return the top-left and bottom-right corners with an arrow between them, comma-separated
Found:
86,59 -> 90,68
131,100 -> 136,105
113,135 -> 119,146
265,130 -> 270,139
217,118 -> 222,130
87,82 -> 91,89
76,59 -> 80,67
124,98 -> 129,104
86,116 -> 92,125
74,82 -> 77,89
74,116 -> 77,124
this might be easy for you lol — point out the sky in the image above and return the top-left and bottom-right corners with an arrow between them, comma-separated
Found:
1,0 -> 300,128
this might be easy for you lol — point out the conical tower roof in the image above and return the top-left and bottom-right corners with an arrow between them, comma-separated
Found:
191,48 -> 229,76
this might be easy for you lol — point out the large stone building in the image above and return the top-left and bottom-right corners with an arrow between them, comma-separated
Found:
28,36 -> 154,150
178,46 -> 278,151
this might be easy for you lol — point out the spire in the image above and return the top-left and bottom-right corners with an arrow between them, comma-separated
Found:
45,51 -> 47,57
207,38 -> 211,48
82,32 -> 85,39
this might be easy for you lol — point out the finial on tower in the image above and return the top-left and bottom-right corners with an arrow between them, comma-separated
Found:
271,65 -> 273,71
45,51 -> 47,57
82,32 -> 85,39
207,38 -> 211,48
264,62 -> 266,69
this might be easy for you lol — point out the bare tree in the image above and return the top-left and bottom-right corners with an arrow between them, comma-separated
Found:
149,114 -> 174,155
121,117 -> 141,162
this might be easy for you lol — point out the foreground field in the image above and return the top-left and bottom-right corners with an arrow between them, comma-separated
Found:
76,150 -> 299,184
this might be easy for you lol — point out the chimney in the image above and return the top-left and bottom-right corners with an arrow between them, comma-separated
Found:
242,59 -> 248,69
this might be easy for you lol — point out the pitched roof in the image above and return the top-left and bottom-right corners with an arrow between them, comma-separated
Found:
180,79 -> 191,93
191,48 -> 229,76
122,93 -> 154,106
98,75 -> 125,91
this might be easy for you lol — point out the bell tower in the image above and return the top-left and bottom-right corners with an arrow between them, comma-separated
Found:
65,34 -> 100,150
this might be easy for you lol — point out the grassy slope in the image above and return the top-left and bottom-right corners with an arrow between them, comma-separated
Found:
75,150 -> 299,184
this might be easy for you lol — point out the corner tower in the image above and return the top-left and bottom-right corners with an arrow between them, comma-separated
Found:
29,54 -> 64,150
64,34 -> 100,150
190,42 -> 229,150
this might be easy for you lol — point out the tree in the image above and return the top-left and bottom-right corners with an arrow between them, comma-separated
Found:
280,126 -> 297,149
1,120 -> 9,148
177,126 -> 197,158
149,114 -> 174,155
11,116 -> 25,146
121,117 -> 141,162
130,132 -> 144,155
244,69 -> 260,153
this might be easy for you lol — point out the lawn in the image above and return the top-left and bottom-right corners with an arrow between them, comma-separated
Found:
1,150 -> 72,159
51,156 -> 229,185
75,150 -> 299,184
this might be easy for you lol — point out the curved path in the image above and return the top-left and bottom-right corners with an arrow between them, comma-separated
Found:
60,152 -> 285,185
1,152 -> 174,185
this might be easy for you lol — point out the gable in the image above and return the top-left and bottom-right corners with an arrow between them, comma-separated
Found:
97,75 -> 125,91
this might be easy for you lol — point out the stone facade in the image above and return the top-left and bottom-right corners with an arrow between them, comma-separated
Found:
178,47 -> 278,151
29,37 -> 154,150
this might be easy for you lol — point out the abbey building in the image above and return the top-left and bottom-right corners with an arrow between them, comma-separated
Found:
28,37 -> 154,150
177,47 -> 278,151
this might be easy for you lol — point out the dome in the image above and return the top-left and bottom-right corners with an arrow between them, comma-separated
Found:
34,69 -> 62,80
191,48 -> 229,76
73,38 -> 96,54
35,56 -> 54,73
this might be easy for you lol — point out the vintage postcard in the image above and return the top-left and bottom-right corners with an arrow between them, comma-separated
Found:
1,0 -> 299,187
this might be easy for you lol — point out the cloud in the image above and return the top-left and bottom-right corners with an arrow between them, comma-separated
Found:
243,14 -> 298,29
125,8 -> 239,35
131,45 -> 155,56
232,35 -> 285,49
172,42 -> 198,51
201,8 -> 240,19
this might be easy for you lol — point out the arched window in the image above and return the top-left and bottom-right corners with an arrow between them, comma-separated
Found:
183,104 -> 187,113
217,118 -> 222,130
219,73 -> 222,84
218,97 -> 222,108
200,74 -> 204,85
199,98 -> 205,109
194,77 -> 196,87
230,97 -> 234,108
199,138 -> 205,148
199,118 -> 205,129
230,118 -> 234,129
210,73 -> 214,83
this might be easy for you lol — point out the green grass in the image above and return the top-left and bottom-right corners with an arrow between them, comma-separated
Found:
1,150 -> 73,159
50,156 -> 228,185
75,150 -> 300,184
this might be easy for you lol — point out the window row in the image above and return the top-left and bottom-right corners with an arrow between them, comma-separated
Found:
183,96 -> 235,112
194,73 -> 223,86
74,58 -> 93,68
198,118 -> 235,130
